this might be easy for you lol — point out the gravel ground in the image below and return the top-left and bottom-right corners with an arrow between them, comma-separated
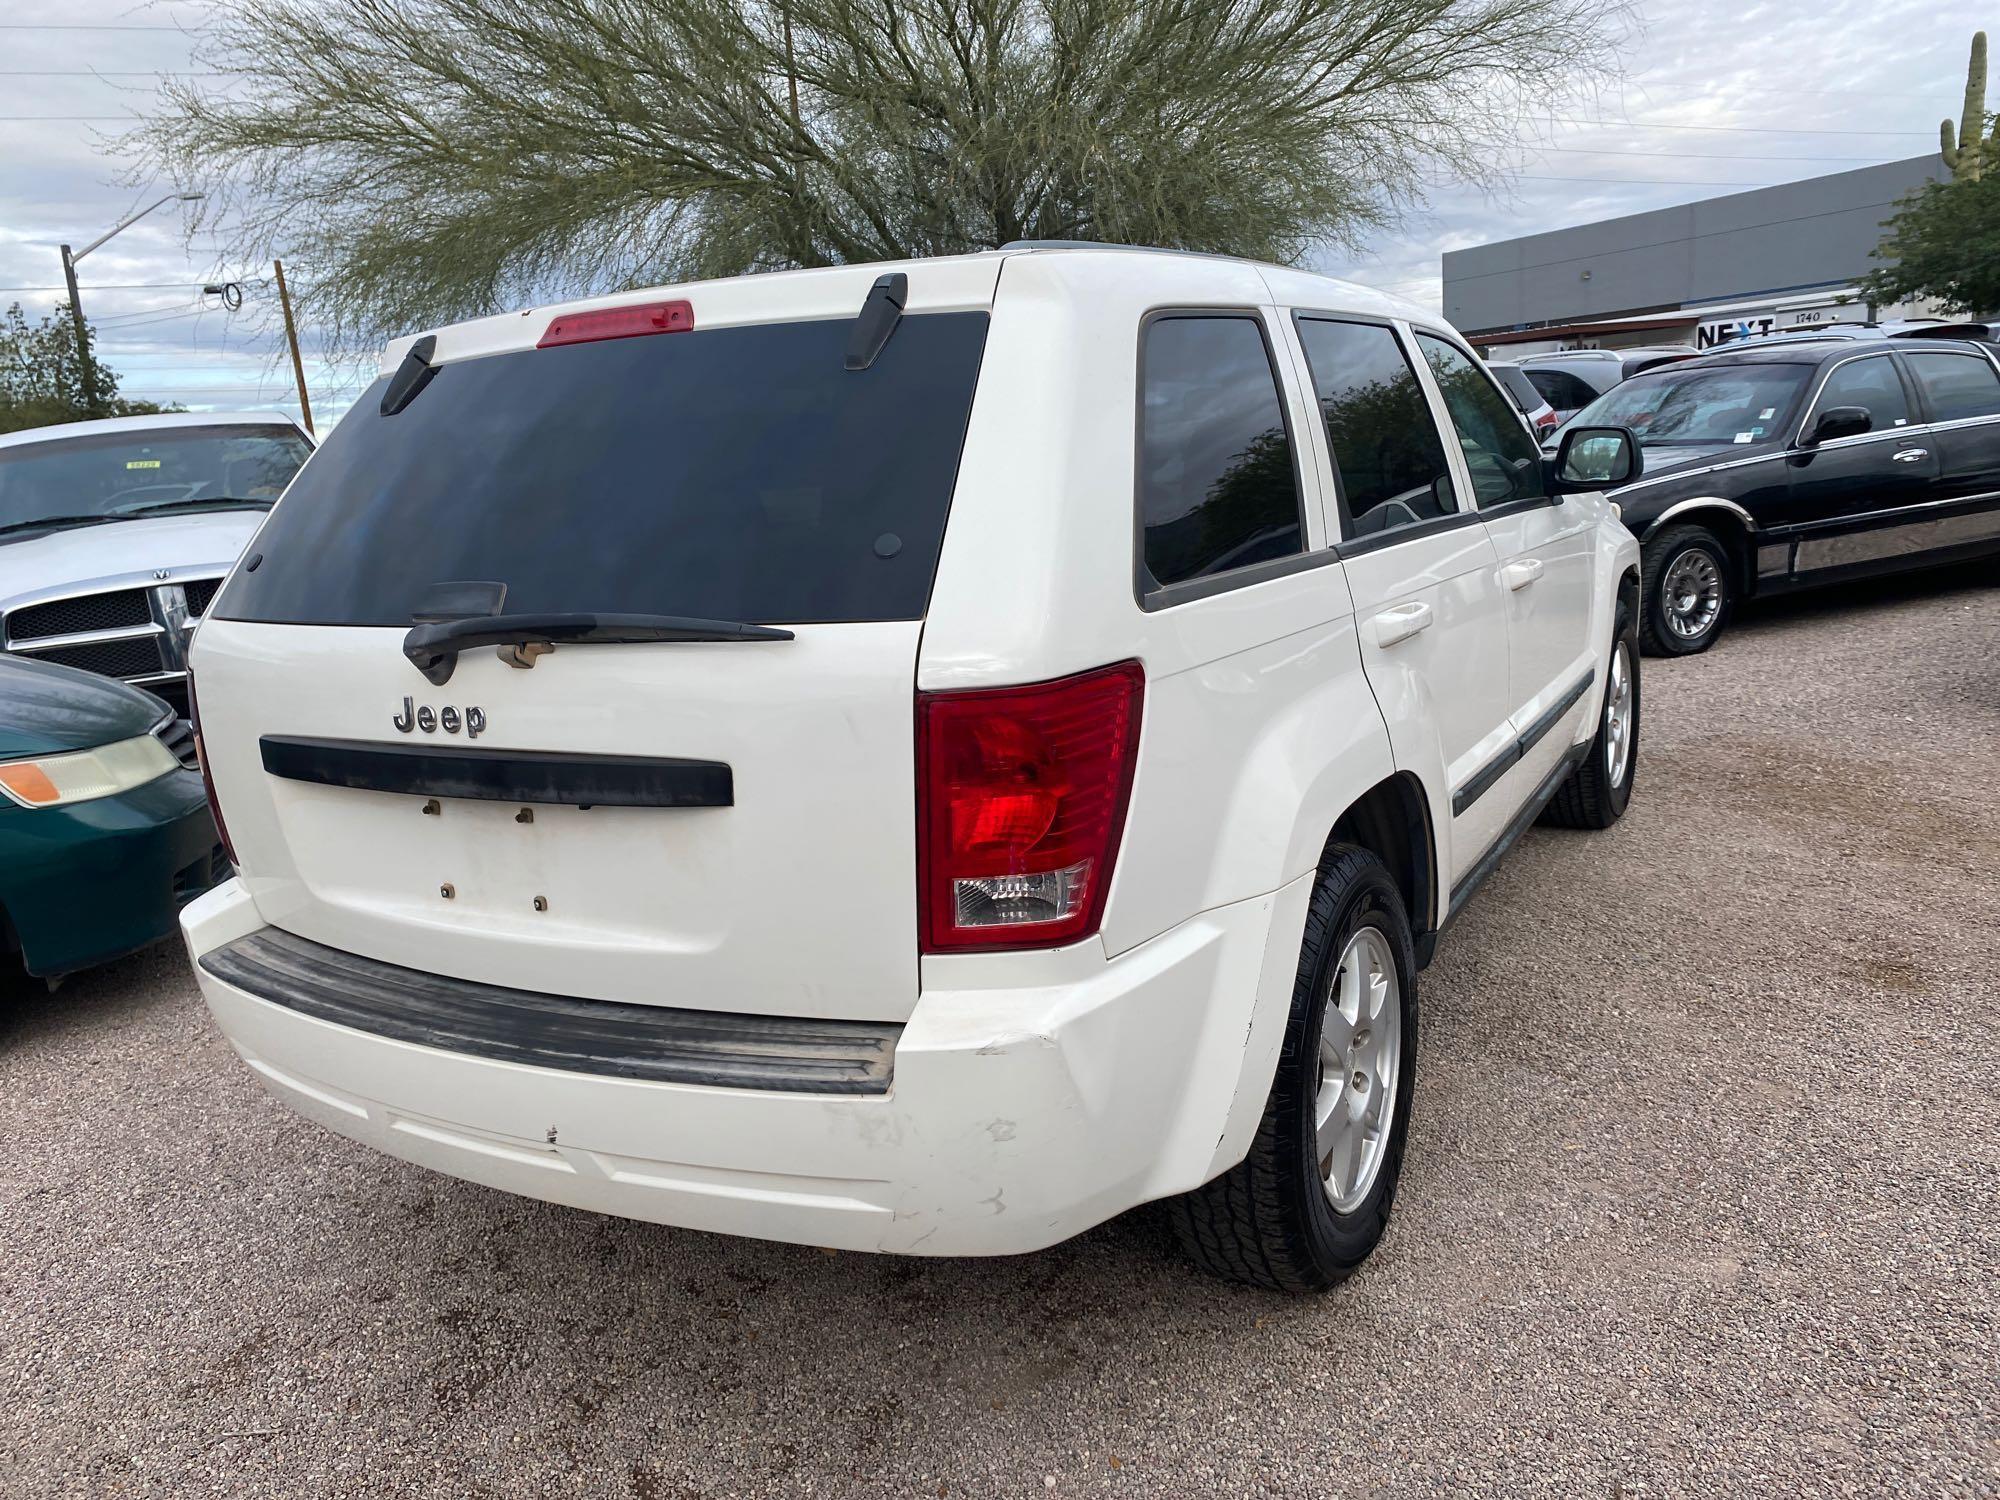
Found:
3,566 -> 1996,1500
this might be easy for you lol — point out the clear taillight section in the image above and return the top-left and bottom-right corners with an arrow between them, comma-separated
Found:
917,661 -> 1144,953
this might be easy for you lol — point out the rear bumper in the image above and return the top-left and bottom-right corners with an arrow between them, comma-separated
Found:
182,874 -> 1310,1255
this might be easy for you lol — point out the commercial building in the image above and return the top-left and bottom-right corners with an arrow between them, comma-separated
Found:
1442,155 -> 1947,356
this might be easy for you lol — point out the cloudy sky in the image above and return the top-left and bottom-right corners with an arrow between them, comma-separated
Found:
1,0 -> 1985,428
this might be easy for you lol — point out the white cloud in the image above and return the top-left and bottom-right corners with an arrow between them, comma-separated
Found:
0,0 -> 1986,425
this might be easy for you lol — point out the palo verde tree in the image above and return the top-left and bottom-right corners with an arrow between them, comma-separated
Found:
135,0 -> 1630,352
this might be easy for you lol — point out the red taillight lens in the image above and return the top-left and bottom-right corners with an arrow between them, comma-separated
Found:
537,299 -> 694,348
1537,411 -> 1560,435
185,670 -> 236,867
917,661 -> 1144,953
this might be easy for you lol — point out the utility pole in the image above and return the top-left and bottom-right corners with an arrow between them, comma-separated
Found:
59,192 -> 203,421
272,259 -> 314,436
59,244 -> 101,418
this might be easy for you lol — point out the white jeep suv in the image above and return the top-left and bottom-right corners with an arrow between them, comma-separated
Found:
181,246 -> 1643,1291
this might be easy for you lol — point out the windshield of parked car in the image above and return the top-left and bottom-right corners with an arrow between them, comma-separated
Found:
217,313 -> 990,627
0,424 -> 312,538
1569,363 -> 1812,445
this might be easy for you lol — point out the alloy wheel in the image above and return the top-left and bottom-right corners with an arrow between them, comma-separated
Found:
1314,925 -> 1402,1213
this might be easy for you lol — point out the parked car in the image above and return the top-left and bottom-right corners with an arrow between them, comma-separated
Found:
1487,359 -> 1561,439
180,246 -> 1642,1291
1568,338 -> 2000,654
1,654 -> 224,988
0,412 -> 315,719
1511,346 -> 1699,425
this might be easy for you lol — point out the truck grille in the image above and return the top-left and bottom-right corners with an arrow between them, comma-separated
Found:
4,588 -> 152,641
32,636 -> 167,678
2,577 -> 224,698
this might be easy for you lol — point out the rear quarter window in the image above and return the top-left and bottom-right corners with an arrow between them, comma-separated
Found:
217,312 -> 990,626
1137,315 -> 1304,593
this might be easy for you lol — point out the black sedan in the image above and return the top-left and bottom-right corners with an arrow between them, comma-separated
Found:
1562,338 -> 2000,654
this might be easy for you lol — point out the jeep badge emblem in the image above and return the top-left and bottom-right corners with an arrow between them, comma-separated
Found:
394,696 -> 485,738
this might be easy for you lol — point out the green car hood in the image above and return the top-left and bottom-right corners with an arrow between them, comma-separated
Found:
0,654 -> 169,759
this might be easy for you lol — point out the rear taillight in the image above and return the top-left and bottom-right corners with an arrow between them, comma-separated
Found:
185,670 -> 236,867
1536,411 -> 1560,435
537,299 -> 694,348
917,661 -> 1144,953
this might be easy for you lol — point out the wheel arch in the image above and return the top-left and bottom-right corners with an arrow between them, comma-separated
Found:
1642,498 -> 1756,592
1325,772 -> 1437,967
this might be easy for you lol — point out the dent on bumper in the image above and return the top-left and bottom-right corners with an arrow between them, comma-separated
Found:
182,874 -> 1311,1255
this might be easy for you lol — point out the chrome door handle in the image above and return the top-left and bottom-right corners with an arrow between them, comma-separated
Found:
1891,448 -> 1929,463
1371,601 -> 1433,648
1501,559 -> 1544,591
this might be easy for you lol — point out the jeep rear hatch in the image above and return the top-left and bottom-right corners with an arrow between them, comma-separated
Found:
194,266 -> 995,1024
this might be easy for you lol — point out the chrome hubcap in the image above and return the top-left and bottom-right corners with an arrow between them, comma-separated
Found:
1314,926 -> 1402,1213
1605,640 -> 1634,788
1661,550 -> 1722,639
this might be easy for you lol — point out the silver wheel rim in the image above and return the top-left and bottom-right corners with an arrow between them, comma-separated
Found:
1604,640 -> 1634,788
1314,926 -> 1402,1214
1661,549 -> 1722,640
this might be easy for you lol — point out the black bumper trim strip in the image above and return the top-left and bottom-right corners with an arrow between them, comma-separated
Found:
201,928 -> 899,1095
259,736 -> 732,808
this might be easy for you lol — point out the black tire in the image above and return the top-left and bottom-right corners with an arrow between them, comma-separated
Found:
1639,523 -> 1732,656
1542,603 -> 1639,830
1167,845 -> 1419,1293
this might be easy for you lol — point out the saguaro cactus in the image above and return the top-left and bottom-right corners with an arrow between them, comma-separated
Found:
1942,31 -> 1993,179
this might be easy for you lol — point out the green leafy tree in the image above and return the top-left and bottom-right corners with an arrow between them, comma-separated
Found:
1861,166 -> 2000,317
135,0 -> 1631,352
0,303 -> 177,435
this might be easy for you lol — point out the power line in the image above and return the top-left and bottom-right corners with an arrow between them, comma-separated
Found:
0,23 -> 206,31
1532,116 -> 1934,138
1532,145 -> 1892,163
0,283 -> 218,291
1514,174 -> 1775,187
0,70 -> 229,77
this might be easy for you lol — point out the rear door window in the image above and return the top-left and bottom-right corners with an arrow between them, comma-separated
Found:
217,312 -> 990,626
1294,317 -> 1456,540
1904,350 -> 2000,422
1415,333 -> 1548,508
1137,315 -> 1303,590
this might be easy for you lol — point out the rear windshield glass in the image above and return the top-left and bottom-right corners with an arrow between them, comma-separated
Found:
217,312 -> 989,626
0,424 -> 310,534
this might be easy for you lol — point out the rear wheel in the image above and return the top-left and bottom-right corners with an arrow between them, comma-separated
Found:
1542,604 -> 1639,830
1168,845 -> 1418,1292
1640,524 -> 1731,655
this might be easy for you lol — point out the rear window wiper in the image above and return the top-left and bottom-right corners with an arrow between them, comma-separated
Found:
403,611 -> 795,685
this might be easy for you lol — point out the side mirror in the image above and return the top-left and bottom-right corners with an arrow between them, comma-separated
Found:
1550,425 -> 1643,492
1803,405 -> 1871,446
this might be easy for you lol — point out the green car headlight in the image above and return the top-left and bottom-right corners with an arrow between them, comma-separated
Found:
0,734 -> 180,809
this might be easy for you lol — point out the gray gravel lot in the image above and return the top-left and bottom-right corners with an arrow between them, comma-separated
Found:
3,567 -> 1996,1499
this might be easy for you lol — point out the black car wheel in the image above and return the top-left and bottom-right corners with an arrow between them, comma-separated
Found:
1640,524 -> 1732,656
1168,845 -> 1419,1292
